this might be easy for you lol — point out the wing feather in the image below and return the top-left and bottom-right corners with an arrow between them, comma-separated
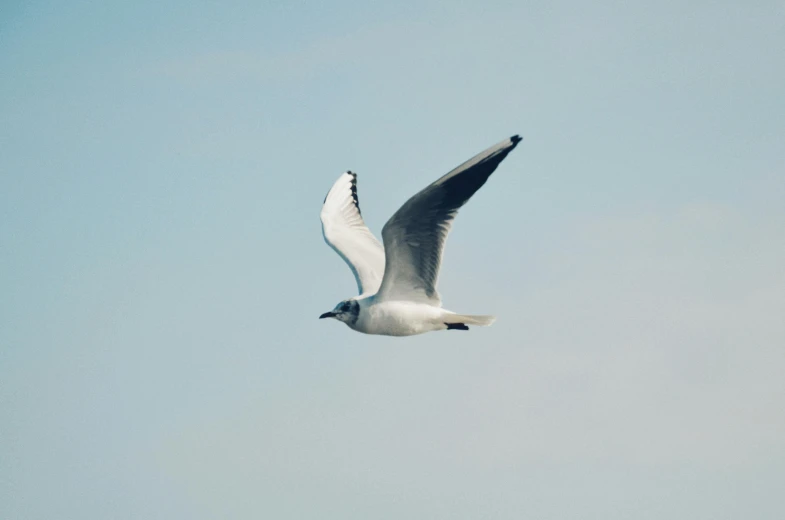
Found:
320,172 -> 385,296
376,135 -> 522,304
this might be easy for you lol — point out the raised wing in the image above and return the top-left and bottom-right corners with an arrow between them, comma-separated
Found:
321,172 -> 386,296
376,135 -> 522,305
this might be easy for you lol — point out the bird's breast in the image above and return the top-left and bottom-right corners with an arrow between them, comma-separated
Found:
354,301 -> 444,337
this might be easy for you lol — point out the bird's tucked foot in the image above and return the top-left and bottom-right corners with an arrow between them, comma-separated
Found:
445,323 -> 469,331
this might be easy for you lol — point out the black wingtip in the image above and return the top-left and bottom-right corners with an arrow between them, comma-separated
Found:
348,171 -> 361,214
510,135 -> 522,145
324,171 -> 359,204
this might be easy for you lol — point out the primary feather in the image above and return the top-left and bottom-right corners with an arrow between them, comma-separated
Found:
375,135 -> 522,305
320,172 -> 385,296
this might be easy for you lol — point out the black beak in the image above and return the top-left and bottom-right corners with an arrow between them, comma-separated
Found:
319,311 -> 336,319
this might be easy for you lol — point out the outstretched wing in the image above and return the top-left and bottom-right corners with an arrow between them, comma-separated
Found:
375,135 -> 522,305
320,172 -> 386,296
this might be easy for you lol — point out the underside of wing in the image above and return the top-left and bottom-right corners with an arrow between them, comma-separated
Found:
321,171 -> 385,296
376,135 -> 522,305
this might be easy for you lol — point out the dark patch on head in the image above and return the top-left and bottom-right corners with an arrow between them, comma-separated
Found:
346,299 -> 360,325
335,299 -> 360,326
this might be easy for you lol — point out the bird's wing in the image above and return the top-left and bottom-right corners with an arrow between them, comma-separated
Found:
321,171 -> 386,296
375,135 -> 522,305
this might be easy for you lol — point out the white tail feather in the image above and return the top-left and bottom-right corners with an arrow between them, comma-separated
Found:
444,314 -> 496,327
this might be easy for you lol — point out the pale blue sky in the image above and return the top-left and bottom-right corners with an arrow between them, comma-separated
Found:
2,1 -> 784,519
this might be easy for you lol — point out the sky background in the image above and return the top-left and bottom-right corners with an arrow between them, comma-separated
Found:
2,1 -> 784,518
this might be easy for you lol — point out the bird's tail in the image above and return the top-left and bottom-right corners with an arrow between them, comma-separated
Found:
443,314 -> 496,328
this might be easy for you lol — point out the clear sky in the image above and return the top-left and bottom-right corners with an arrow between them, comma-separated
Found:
2,1 -> 784,518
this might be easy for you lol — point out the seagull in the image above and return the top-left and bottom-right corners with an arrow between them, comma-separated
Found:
319,135 -> 522,336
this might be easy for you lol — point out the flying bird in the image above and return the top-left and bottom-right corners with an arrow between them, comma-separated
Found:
319,135 -> 522,336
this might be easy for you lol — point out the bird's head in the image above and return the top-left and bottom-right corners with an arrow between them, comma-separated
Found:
319,299 -> 359,325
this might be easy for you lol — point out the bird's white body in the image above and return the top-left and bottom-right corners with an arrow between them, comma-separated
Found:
319,135 -> 520,336
349,297 -> 478,336
354,298 -> 446,336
